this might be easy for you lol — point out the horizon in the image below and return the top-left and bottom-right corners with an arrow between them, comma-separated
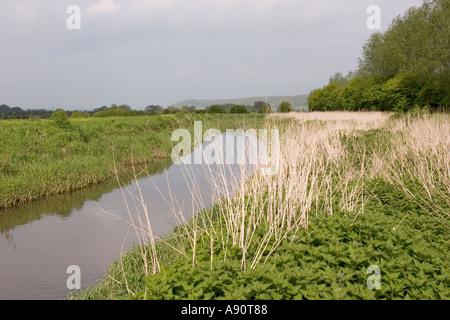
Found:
1,92 -> 309,111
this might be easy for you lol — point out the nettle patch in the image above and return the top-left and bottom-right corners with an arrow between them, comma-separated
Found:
131,179 -> 449,300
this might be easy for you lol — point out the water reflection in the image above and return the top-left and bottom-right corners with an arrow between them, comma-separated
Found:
0,160 -> 172,242
0,132 -> 260,300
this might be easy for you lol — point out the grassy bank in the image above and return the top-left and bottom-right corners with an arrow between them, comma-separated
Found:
74,180 -> 450,300
71,112 -> 449,300
0,113 -> 265,209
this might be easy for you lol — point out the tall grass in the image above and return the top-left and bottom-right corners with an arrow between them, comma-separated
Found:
199,114 -> 382,270
72,111 -> 449,299
273,111 -> 392,130
380,113 -> 450,229
0,115 -> 184,208
161,112 -> 448,260
0,113 -> 265,209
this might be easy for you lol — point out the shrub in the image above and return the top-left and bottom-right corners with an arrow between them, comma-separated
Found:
308,88 -> 326,111
257,103 -> 272,113
206,105 -> 228,114
162,107 -> 181,114
93,107 -> 135,117
50,109 -> 72,129
71,111 -> 91,118
230,105 -> 248,114
381,72 -> 423,112
278,101 -> 292,113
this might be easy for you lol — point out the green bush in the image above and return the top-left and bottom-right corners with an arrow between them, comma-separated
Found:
278,101 -> 293,113
230,105 -> 248,114
415,78 -> 447,110
206,105 -> 228,114
162,107 -> 181,114
381,72 -> 423,112
50,110 -> 72,129
257,103 -> 272,114
309,81 -> 345,111
336,75 -> 387,111
71,111 -> 91,118
93,107 -> 135,117
308,88 -> 326,111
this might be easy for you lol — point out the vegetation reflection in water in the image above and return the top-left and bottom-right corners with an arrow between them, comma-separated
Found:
0,159 -> 172,246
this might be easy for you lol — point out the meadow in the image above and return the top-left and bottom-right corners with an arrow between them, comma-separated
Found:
71,111 -> 449,300
0,113 -> 265,209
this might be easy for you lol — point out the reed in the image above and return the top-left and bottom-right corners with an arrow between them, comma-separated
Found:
71,111 -> 450,300
380,113 -> 450,229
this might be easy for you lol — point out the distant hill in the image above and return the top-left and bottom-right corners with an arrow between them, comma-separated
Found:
171,94 -> 309,111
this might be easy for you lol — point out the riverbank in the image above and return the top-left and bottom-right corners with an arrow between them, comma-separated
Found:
71,112 -> 449,300
0,113 -> 265,209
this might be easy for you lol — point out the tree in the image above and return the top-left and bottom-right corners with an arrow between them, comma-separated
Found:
308,73 -> 352,111
230,105 -> 248,114
162,106 -> 180,114
0,104 -> 11,114
181,106 -> 197,113
311,0 -> 449,112
253,101 -> 265,111
206,105 -> 228,114
329,72 -> 350,86
255,101 -> 272,113
322,74 -> 386,111
278,101 -> 292,113
145,105 -> 163,113
51,109 -> 72,129
416,78 -> 447,109
308,88 -> 326,111
381,72 -> 423,112
93,106 -> 108,113
359,0 -> 449,80
0,105 -> 25,115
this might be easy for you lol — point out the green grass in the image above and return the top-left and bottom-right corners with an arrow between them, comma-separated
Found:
0,113 -> 265,209
71,178 -> 449,300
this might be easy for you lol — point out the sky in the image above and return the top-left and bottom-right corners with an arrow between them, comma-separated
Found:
0,0 -> 424,110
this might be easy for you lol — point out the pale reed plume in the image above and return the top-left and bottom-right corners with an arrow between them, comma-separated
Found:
115,111 -> 449,278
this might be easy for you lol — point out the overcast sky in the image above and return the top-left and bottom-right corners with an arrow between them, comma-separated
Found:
0,0 -> 423,110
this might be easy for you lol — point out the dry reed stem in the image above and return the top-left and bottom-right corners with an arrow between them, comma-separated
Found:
113,112 -> 449,278
381,114 -> 450,228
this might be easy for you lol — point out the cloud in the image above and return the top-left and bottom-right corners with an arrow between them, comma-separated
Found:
6,1 -> 37,20
86,0 -> 120,15
0,0 -> 425,109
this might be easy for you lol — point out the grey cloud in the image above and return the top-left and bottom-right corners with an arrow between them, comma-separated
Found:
0,0 -> 423,110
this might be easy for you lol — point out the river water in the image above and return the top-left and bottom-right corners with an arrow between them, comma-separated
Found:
0,132 -> 259,300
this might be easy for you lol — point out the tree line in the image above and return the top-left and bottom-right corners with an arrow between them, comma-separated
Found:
0,100 -> 295,120
308,0 -> 449,112
0,104 -> 54,119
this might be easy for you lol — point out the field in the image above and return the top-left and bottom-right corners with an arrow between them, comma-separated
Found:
0,113 -> 265,209
71,111 -> 450,300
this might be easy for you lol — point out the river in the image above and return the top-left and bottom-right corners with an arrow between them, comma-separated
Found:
0,132 -> 258,299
